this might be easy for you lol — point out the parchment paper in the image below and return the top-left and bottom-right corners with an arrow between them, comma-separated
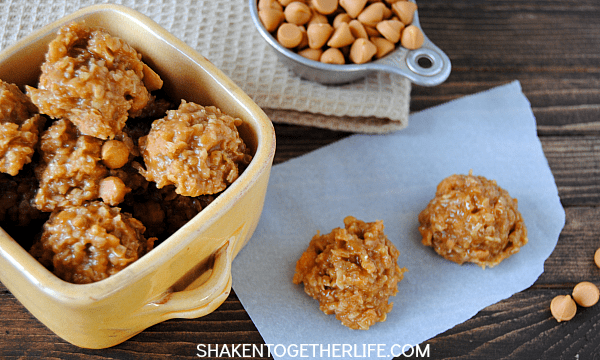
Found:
231,81 -> 566,360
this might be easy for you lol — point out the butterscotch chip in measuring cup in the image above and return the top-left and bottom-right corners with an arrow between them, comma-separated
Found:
572,282 -> 600,307
339,0 -> 368,18
298,47 -> 323,61
357,2 -> 387,27
284,1 -> 312,25
376,19 -> 404,44
550,295 -> 577,322
327,22 -> 355,48
311,0 -> 338,15
297,25 -> 309,49
401,24 -> 424,50
307,23 -> 333,49
259,7 -> 285,32
258,0 -> 283,11
340,0 -> 368,19
277,23 -> 304,48
320,48 -> 345,64
348,19 -> 368,39
308,11 -> 329,26
371,36 -> 395,59
349,38 -> 377,64
392,1 -> 418,25
333,13 -> 352,28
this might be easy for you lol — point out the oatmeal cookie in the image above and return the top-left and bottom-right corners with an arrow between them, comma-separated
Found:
0,80 -> 44,175
137,101 -> 252,197
26,22 -> 162,140
29,201 -> 155,284
293,216 -> 406,330
418,171 -> 528,268
34,119 -> 108,212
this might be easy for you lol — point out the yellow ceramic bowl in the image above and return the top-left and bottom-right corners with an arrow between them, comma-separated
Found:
0,4 -> 275,349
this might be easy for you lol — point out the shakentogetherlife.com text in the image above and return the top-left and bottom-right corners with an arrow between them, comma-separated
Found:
196,343 -> 431,358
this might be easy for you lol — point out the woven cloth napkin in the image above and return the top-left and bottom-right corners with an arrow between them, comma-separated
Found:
0,0 -> 411,133
231,81 -> 565,360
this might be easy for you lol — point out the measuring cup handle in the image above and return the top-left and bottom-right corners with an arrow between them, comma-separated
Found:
376,7 -> 452,86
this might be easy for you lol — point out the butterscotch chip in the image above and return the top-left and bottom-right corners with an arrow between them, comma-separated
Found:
349,38 -> 377,64
308,11 -> 329,25
392,1 -> 418,25
99,176 -> 131,206
376,19 -> 404,44
284,1 -> 312,25
293,216 -> 406,330
348,19 -> 368,39
339,0 -> 368,18
333,13 -> 352,28
357,2 -> 387,27
307,23 -> 333,49
327,22 -> 355,48
401,24 -> 424,50
298,47 -> 323,61
297,25 -> 309,49
363,24 -> 381,37
418,172 -> 528,268
311,0 -> 338,15
278,23 -> 304,48
371,36 -> 396,59
259,0 -> 283,10
572,282 -> 600,307
595,248 -> 600,269
142,63 -> 163,92
259,7 -> 285,32
320,48 -> 346,64
101,140 -> 130,169
550,295 -> 577,322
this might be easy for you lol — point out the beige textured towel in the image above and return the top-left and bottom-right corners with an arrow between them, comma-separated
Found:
0,0 -> 411,133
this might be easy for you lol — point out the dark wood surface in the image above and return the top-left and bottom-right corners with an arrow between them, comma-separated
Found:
2,0 -> 600,358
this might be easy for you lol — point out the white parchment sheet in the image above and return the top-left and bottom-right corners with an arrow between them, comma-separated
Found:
232,81 -> 565,360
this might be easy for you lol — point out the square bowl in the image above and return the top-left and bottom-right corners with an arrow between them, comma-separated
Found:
0,4 -> 275,349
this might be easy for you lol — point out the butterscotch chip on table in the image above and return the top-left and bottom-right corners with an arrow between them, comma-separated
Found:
137,101 -> 252,197
26,22 -> 162,140
0,80 -> 45,176
418,171 -> 528,268
293,216 -> 407,330
29,201 -> 155,284
550,294 -> 577,322
572,281 -> 599,308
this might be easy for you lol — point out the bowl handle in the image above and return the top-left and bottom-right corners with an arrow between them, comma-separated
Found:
140,240 -> 234,320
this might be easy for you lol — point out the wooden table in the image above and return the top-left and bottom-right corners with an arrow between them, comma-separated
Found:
2,0 -> 599,358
